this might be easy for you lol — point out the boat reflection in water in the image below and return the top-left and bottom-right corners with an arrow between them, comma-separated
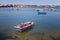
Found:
4,25 -> 33,40
14,25 -> 34,40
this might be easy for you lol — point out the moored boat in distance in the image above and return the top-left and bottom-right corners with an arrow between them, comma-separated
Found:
14,21 -> 34,32
36,9 -> 44,12
36,9 -> 46,15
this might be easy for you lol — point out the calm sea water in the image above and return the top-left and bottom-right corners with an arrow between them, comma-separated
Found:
0,7 -> 60,40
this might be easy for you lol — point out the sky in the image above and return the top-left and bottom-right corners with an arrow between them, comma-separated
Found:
0,0 -> 60,5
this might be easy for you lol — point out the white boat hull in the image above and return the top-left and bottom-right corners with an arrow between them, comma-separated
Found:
14,21 -> 33,32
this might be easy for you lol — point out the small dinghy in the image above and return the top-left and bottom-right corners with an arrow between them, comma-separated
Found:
14,21 -> 34,32
37,9 -> 46,15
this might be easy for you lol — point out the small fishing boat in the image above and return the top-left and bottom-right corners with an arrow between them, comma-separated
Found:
14,21 -> 34,32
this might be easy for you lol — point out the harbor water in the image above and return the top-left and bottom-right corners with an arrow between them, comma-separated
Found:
0,7 -> 60,40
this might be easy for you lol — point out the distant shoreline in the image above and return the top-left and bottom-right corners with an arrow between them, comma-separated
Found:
0,4 -> 60,8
